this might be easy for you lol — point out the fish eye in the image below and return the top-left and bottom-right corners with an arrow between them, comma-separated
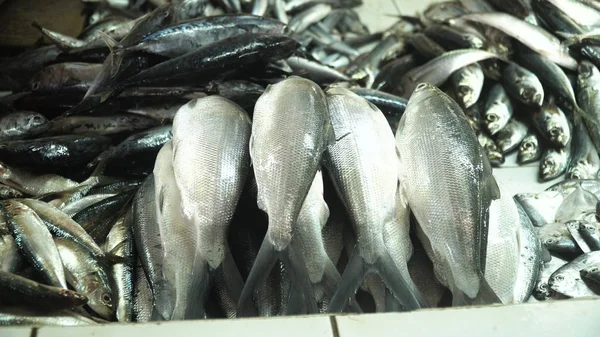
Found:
579,65 -> 593,78
544,238 -> 555,244
522,142 -> 533,150
416,83 -> 428,91
540,283 -> 547,290
486,114 -> 498,122
458,85 -> 471,95
521,89 -> 533,99
31,81 -> 40,91
549,128 -> 561,137
101,293 -> 112,305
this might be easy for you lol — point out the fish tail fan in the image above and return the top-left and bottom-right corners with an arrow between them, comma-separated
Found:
96,32 -> 126,77
319,258 -> 363,313
278,243 -> 318,315
236,238 -> 279,317
182,259 -> 210,320
473,276 -> 502,305
374,250 -> 430,310
384,288 -> 404,312
210,248 -> 247,318
327,247 -> 370,313
151,277 -> 176,321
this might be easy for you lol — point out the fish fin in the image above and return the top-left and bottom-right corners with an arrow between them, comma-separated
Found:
384,287 -> 403,312
278,243 -> 318,315
474,276 -> 502,305
210,248 -> 246,317
31,21 -> 85,51
328,246 -> 428,313
97,32 -> 126,77
183,256 -> 210,320
317,258 -> 363,313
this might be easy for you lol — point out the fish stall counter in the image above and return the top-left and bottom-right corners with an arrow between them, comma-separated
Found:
2,0 -> 600,336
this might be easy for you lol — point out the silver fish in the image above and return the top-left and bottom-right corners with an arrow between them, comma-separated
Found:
580,264 -> 600,284
546,0 -> 600,28
554,186 -> 598,223
494,118 -> 528,154
531,97 -> 571,149
173,96 -> 251,317
0,111 -> 49,141
579,222 -> 600,251
451,63 -> 485,109
478,133 -> 505,166
538,222 -> 579,254
567,122 -> 600,179
577,61 -> 600,153
549,251 -> 600,297
0,161 -> 78,196
502,63 -> 544,106
0,312 -> 96,326
484,83 -> 513,135
105,210 -> 134,322
396,83 -> 501,305
0,231 -> 21,272
514,190 -> 563,226
533,255 -> 569,300
540,142 -> 571,181
518,133 -> 543,164
2,200 -> 67,288
61,193 -> 116,217
288,4 -> 332,33
513,203 -> 542,303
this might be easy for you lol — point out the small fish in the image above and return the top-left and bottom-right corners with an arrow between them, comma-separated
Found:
424,24 -> 486,50
48,114 -> 159,136
579,222 -> 600,251
451,63 -> 485,109
0,111 -> 49,141
577,61 -> 600,153
537,222 -> 579,254
0,270 -> 87,313
483,83 -> 513,135
0,184 -> 25,200
55,237 -> 114,320
540,142 -> 572,181
530,97 -> 571,149
567,122 -> 600,179
0,231 -> 22,273
287,56 -> 350,84
30,63 -> 102,93
513,203 -> 542,303
60,193 -> 116,217
372,54 -> 418,92
478,133 -> 505,166
105,209 -> 134,322
549,251 -> 600,297
518,133 -> 543,164
2,200 -> 67,288
0,311 -> 96,326
514,190 -> 564,226
533,255 -> 569,300
406,33 -> 446,59
494,118 -> 528,154
72,191 -> 135,243
502,63 -> 544,106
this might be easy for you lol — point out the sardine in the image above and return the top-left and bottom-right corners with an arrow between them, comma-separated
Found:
577,61 -> 600,153
494,118 -> 528,154
531,97 -> 571,149
73,191 -> 134,243
289,4 -> 332,33
105,209 -> 134,322
580,264 -> 600,284
396,83 -> 501,305
540,142 -> 572,181
61,193 -> 116,217
450,63 -> 485,109
484,84 -> 514,135
567,122 -> 600,179
0,311 -> 96,326
48,114 -> 158,136
518,132 -> 543,164
502,63 -> 544,106
0,111 -> 49,141
514,190 -> 563,226
579,222 -> 600,250
30,63 -> 102,93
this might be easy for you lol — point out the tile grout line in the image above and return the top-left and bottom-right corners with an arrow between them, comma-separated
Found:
30,327 -> 38,337
329,316 -> 340,337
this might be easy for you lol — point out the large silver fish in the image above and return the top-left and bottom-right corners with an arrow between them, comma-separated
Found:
238,77 -> 331,316
396,83 -> 501,305
324,87 -> 427,312
173,96 -> 251,318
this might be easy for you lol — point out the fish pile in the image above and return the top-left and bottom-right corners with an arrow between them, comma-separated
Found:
1,0 -> 600,327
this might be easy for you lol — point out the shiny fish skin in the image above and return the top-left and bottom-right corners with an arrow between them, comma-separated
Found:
450,63 -> 485,109
239,77 -> 328,316
513,203 -> 542,303
533,255 -> 569,300
484,84 -> 513,135
0,231 -> 22,273
518,133 -> 543,165
0,185 -> 24,200
30,63 -> 102,93
502,63 -> 544,107
538,222 -> 579,254
531,97 -> 571,149
514,190 -> 563,227
396,83 -> 501,305
478,133 -> 505,166
577,61 -> 600,154
60,193 -> 115,217
72,191 -> 135,243
567,122 -> 600,179
105,209 -> 134,322
48,114 -> 159,136
540,142 -> 572,181
0,111 -> 49,142
549,251 -> 600,297
494,118 -> 528,154
0,312 -> 96,326
173,96 -> 251,317
2,200 -> 67,289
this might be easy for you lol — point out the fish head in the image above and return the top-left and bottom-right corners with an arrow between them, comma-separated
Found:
518,137 -> 538,162
540,156 -> 559,180
533,280 -> 554,300
541,235 -> 577,254
485,105 -> 508,135
548,126 -> 569,148
567,160 -> 593,180
0,161 -> 12,180
81,273 -> 114,319
578,61 -> 595,82
457,84 -> 476,108
519,85 -> 543,107
549,271 -> 576,296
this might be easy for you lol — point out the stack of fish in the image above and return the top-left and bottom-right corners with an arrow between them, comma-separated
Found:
0,0 -> 600,327
516,180 -> 600,300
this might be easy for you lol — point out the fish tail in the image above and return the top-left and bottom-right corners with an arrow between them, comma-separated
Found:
328,246 -> 429,313
209,248 -> 245,318
237,239 -> 317,317
182,255 -> 210,320
451,277 -> 502,306
97,31 -> 126,78
384,287 -> 403,312
318,258 -> 363,313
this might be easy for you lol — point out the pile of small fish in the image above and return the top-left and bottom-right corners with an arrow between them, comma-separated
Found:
1,0 -> 600,327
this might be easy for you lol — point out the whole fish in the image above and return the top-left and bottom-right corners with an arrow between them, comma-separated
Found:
289,4 -> 332,33
105,209 -> 134,322
396,83 -> 501,305
47,114 -> 158,136
407,236 -> 447,308
533,255 -> 569,300
287,56 -> 350,84
577,61 -> 600,153
2,200 -> 67,288
483,84 -> 513,135
425,24 -> 485,50
502,63 -> 544,106
238,77 -> 330,316
0,312 -> 96,326
537,222 -> 579,254
30,63 -> 102,93
531,97 -> 571,149
513,203 -> 542,303
0,161 -> 78,196
549,251 -> 600,297
73,191 -> 134,243
567,122 -> 600,179
540,142 -> 572,181
494,118 -> 528,154
173,96 -> 251,317
0,111 -> 49,141
55,237 -> 114,320
61,193 -> 115,217
518,133 -> 543,164
514,190 -> 564,226
478,133 -> 505,166
0,270 -> 87,313
397,49 -> 499,98
450,63 -> 485,109
459,13 -> 577,69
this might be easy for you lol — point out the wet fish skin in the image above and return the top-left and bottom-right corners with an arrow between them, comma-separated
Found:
451,63 -> 484,109
105,209 -> 134,322
72,191 -> 135,243
0,270 -> 87,313
424,24 -> 485,50
580,265 -> 600,284
30,63 -> 102,93
518,133 -> 543,164
0,185 -> 24,200
538,222 -> 579,254
0,111 -> 49,142
567,122 -> 600,179
289,4 -> 332,33
533,255 -> 569,300
513,203 -> 542,303
502,63 -> 544,107
494,118 -> 528,154
549,251 -> 600,297
55,237 -> 114,320
478,133 -> 505,166
0,161 -> 78,196
579,222 -> 600,251
531,97 -> 571,149
372,54 -> 418,93
406,33 -> 446,60
0,230 -> 22,273
540,142 -> 572,181
514,190 -> 563,226
286,56 -> 350,84
0,311 -> 97,326
577,61 -> 600,154
60,193 -> 115,217
48,114 -> 159,136
396,83 -> 501,305
483,83 -> 513,135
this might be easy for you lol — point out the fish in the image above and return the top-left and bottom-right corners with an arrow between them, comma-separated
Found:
406,33 -> 446,60
549,250 -> 600,297
494,118 -> 529,154
173,96 -> 251,317
287,56 -> 350,84
2,200 -> 67,288
450,63 -> 485,109
540,142 -> 572,181
132,257 -> 153,322
545,0 -> 600,28
483,83 -> 513,135
486,0 -> 537,23
513,203 -> 543,303
577,61 -> 600,153
372,54 -> 418,93
47,114 -> 159,136
0,270 -> 87,313
530,97 -> 571,149
533,254 -> 569,300
104,209 -> 134,322
459,12 -> 578,69
30,63 -> 102,93
0,185 -> 24,200
514,190 -> 564,226
0,111 -> 49,141
0,311 -> 96,326
397,49 -> 499,98
60,193 -> 116,217
396,83 -> 501,305
554,186 -> 599,223
0,230 -> 22,273
55,237 -> 114,320
425,24 -> 486,50
239,77 -> 330,316
502,63 -> 544,106
72,191 -> 135,243
518,132 -> 543,164
580,264 -> 600,284
579,222 -> 600,251
567,122 -> 600,179
289,4 -> 332,33
478,133 -> 505,166
538,222 -> 580,254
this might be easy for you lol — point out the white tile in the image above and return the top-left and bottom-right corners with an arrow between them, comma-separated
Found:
335,298 -> 600,337
37,315 -> 334,337
0,328 -> 32,337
